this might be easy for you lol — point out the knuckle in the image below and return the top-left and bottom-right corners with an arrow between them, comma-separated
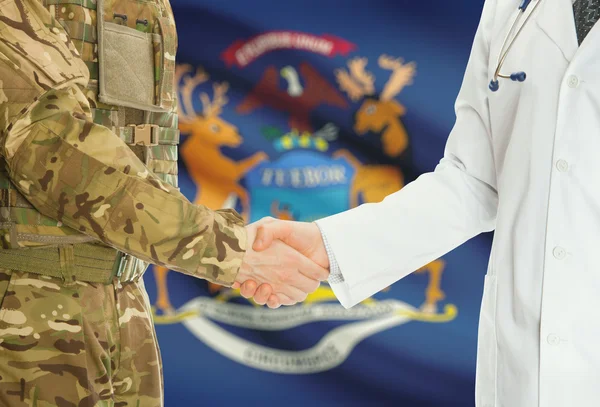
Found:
310,267 -> 324,281
260,216 -> 275,225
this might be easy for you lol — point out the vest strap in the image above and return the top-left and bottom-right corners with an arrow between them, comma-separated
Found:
116,124 -> 179,146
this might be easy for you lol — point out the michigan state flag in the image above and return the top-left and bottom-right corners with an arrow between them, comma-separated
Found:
142,0 -> 491,405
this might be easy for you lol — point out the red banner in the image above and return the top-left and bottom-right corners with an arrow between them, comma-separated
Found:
221,31 -> 357,68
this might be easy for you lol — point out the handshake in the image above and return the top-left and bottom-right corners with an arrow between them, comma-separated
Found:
232,217 -> 330,309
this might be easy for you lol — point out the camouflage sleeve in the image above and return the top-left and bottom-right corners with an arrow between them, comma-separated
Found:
0,0 -> 247,286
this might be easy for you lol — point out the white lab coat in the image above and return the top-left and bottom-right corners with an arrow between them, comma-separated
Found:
316,0 -> 600,405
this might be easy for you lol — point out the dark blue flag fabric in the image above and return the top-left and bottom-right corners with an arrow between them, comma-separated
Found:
141,1 -> 493,405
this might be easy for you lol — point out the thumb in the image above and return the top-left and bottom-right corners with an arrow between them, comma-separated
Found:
253,221 -> 292,251
252,223 -> 275,251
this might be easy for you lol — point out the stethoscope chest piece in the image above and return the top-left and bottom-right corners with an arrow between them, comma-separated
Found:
489,72 -> 527,92
489,0 -> 540,92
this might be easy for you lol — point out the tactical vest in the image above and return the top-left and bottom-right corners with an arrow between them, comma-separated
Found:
0,0 -> 179,282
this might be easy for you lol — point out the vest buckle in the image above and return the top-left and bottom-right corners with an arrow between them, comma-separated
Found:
128,124 -> 159,146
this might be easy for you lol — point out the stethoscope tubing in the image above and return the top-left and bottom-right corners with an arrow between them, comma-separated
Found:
490,0 -> 543,91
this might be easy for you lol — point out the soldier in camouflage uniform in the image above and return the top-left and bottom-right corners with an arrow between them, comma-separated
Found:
0,0 -> 329,405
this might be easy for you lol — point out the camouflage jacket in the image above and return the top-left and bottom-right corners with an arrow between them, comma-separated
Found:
0,0 -> 247,286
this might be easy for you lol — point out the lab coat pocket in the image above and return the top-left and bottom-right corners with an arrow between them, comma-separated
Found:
475,274 -> 498,407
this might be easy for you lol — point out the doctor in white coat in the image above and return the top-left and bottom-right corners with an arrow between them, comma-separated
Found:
237,0 -> 600,405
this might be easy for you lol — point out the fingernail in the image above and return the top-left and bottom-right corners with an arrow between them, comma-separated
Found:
254,239 -> 263,247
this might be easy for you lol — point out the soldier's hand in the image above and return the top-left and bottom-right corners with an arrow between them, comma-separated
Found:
233,221 -> 329,308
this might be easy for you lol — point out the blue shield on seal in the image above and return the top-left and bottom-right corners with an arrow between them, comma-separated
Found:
245,150 -> 355,222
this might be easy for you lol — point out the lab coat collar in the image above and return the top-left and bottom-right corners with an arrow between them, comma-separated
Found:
535,0 -> 578,61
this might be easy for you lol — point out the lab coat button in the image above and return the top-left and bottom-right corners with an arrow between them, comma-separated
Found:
547,334 -> 560,346
553,247 -> 566,260
567,75 -> 579,88
556,159 -> 569,172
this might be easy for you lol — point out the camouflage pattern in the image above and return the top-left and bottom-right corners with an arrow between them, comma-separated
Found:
0,0 -> 247,286
48,0 -> 99,69
0,1 -> 248,404
0,267 -> 163,406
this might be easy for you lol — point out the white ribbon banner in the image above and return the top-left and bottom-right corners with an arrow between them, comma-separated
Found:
180,298 -> 418,374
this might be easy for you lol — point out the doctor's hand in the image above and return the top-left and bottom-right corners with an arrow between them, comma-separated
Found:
233,218 -> 330,308
233,220 -> 329,306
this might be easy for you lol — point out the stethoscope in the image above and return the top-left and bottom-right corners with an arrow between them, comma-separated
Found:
489,0 -> 542,92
